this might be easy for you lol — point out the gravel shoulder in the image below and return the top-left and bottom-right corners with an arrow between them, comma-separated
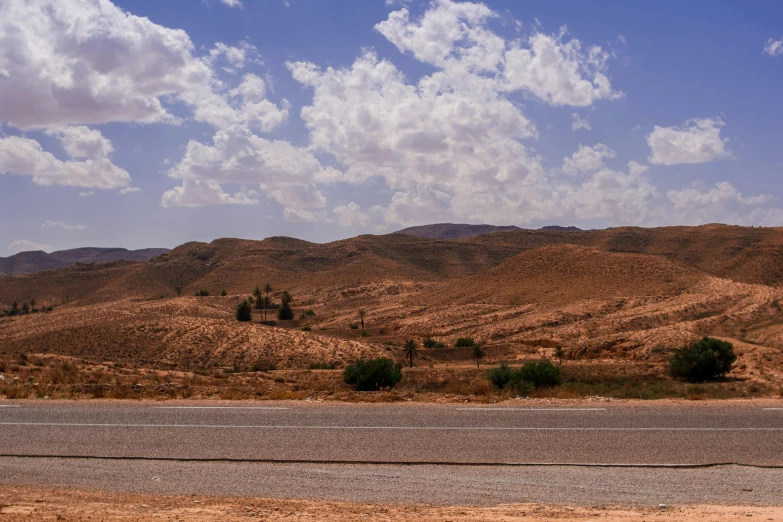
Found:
1,485 -> 781,521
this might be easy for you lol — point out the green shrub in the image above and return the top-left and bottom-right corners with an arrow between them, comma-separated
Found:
277,303 -> 294,320
455,337 -> 476,348
669,337 -> 737,382
343,358 -> 403,391
487,363 -> 516,389
250,360 -> 276,372
301,326 -> 312,331
487,361 -> 561,392
349,324 -> 359,330
519,359 -> 562,388
423,337 -> 445,349
195,289 -> 209,297
304,310 -> 315,316
235,299 -> 252,322
220,289 -> 227,296
360,330 -> 370,337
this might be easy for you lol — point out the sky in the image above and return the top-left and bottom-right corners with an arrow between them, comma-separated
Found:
1,0 -> 782,254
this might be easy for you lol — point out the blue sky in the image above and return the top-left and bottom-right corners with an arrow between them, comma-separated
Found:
1,0 -> 782,253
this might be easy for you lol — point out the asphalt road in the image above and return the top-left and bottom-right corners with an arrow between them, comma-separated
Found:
1,400 -> 782,465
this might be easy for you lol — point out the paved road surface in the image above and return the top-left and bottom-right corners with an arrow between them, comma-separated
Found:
1,401 -> 782,465
1,400 -> 782,506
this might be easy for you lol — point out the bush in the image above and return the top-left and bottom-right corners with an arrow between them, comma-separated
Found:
455,337 -> 476,348
360,330 -> 370,337
195,289 -> 209,297
301,326 -> 312,332
423,337 -> 445,349
220,289 -> 227,296
235,299 -> 252,322
277,303 -> 294,320
304,310 -> 315,316
343,357 -> 403,391
251,360 -> 276,372
669,337 -> 737,382
349,324 -> 359,330
487,360 -> 562,393
519,359 -> 562,388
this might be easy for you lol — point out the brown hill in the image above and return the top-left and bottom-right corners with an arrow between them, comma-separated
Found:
394,223 -> 520,239
0,247 -> 169,276
424,245 -> 708,305
2,225 -> 783,309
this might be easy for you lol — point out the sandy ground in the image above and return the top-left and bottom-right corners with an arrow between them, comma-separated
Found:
1,486 -> 781,521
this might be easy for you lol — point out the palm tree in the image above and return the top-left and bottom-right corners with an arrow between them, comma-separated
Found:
472,344 -> 486,368
358,308 -> 366,329
403,339 -> 418,368
252,286 -> 262,309
263,283 -> 272,323
554,344 -> 564,365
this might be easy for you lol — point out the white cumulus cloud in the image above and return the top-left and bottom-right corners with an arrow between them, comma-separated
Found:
571,113 -> 592,131
42,220 -> 86,230
561,144 -> 615,175
0,127 -> 130,189
647,117 -> 731,166
8,239 -> 52,254
764,38 -> 783,57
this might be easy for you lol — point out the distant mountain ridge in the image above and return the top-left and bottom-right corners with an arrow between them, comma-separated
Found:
394,223 -> 521,239
395,223 -> 583,239
0,247 -> 169,276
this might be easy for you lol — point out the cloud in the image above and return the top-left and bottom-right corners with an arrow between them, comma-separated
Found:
764,38 -> 783,57
501,28 -> 623,106
647,117 -> 731,166
162,125 -> 337,218
8,239 -> 52,254
42,220 -> 86,230
561,144 -> 616,175
0,127 -> 130,189
209,41 -> 261,72
119,186 -> 141,195
375,1 -> 622,107
220,0 -> 243,8
333,201 -> 374,228
78,191 -> 95,197
571,113 -> 592,131
667,181 -> 772,210
0,0 -> 220,129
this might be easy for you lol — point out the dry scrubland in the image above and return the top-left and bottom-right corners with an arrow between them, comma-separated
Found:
2,224 -> 783,400
0,487 -> 781,521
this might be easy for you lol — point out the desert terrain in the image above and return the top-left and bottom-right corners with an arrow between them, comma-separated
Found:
1,224 -> 783,400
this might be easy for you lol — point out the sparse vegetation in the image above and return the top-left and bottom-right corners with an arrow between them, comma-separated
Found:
277,290 -> 294,320
403,339 -> 418,368
554,344 -> 564,365
669,337 -> 737,382
472,344 -> 486,368
455,337 -> 476,348
343,357 -> 403,391
301,326 -> 312,331
235,299 -> 252,322
308,362 -> 336,370
423,337 -> 445,349
487,360 -> 562,393
220,289 -> 227,296
195,289 -> 209,297
349,324 -> 359,330
358,308 -> 366,329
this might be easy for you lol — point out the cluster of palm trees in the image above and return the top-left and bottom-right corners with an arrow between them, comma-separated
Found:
401,338 -> 486,368
252,283 -> 273,322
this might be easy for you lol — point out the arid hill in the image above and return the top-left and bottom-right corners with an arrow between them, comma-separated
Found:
0,247 -> 169,276
395,223 -> 520,239
3,224 -> 783,308
2,224 -> 783,387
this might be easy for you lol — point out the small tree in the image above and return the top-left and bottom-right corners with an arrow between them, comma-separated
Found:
403,339 -> 418,368
554,344 -> 564,365
21,302 -> 30,314
472,344 -> 486,368
235,299 -> 252,322
455,337 -> 476,348
359,308 -> 366,329
252,286 -> 263,309
263,283 -> 272,323
344,358 -> 403,391
220,289 -> 227,297
277,290 -> 294,320
9,301 -> 19,316
669,337 -> 737,382
519,359 -> 562,388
